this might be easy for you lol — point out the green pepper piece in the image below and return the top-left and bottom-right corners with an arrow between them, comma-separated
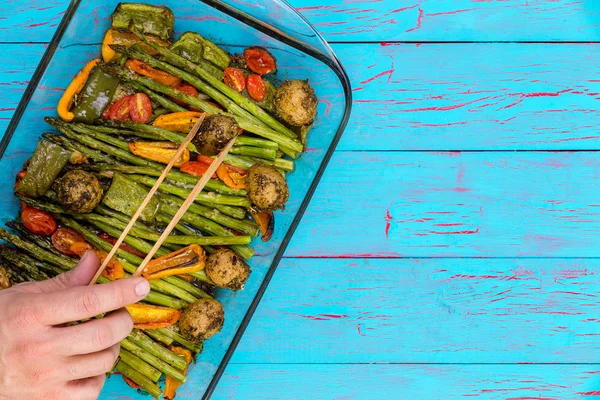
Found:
111,3 -> 175,41
72,67 -> 120,124
16,140 -> 71,198
170,32 -> 231,70
102,173 -> 160,223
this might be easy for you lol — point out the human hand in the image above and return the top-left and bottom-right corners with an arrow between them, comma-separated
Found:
0,251 -> 150,400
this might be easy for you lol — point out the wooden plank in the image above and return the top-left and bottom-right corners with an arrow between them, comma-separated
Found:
219,258 -> 600,364
99,364 -> 600,399
1,0 -> 599,43
285,151 -> 600,258
6,43 -> 600,150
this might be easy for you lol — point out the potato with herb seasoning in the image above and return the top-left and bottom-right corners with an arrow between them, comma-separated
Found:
246,164 -> 289,211
56,170 -> 103,213
179,298 -> 224,342
0,266 -> 12,289
205,249 -> 251,291
192,115 -> 239,156
274,79 -> 317,127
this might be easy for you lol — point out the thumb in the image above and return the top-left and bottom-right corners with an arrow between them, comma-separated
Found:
23,250 -> 99,294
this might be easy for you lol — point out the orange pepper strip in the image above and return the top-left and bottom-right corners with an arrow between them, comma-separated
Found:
142,244 -> 206,280
216,164 -> 247,189
153,112 -> 206,133
125,303 -> 181,329
122,376 -> 141,390
70,242 -> 125,281
178,274 -> 195,283
57,59 -> 100,122
129,141 -> 190,167
126,59 -> 181,86
164,346 -> 193,400
253,211 -> 274,242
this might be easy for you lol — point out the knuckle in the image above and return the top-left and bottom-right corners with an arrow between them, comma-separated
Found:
27,366 -> 51,383
7,301 -> 35,329
93,323 -> 115,349
13,340 -> 41,362
68,360 -> 86,379
101,348 -> 119,373
78,291 -> 102,317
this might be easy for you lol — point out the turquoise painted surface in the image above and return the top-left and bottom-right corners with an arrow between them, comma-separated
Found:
3,1 -> 600,400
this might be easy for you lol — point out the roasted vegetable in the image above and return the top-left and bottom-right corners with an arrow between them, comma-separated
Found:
216,163 -> 247,190
253,210 -> 274,242
102,172 -> 159,222
126,303 -> 181,329
21,203 -> 57,236
153,111 -> 205,133
246,164 -> 289,211
57,59 -> 100,122
179,298 -> 224,342
142,244 -> 206,280
164,346 -> 193,400
71,66 -> 121,124
102,28 -> 170,63
0,266 -> 12,289
70,241 -> 125,280
205,248 -> 251,291
274,80 -> 318,127
170,31 -> 231,70
223,67 -> 246,93
16,140 -> 71,198
244,46 -> 276,76
129,141 -> 190,167
192,115 -> 239,156
111,3 -> 175,40
126,60 -> 181,86
56,170 -> 103,213
51,227 -> 85,256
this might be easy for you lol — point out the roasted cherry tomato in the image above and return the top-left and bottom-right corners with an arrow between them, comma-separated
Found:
123,376 -> 141,390
247,74 -> 267,101
101,105 -> 112,120
244,47 -> 276,75
223,67 -> 246,92
180,156 -> 217,179
109,95 -> 133,121
70,242 -> 125,281
171,83 -> 199,106
98,232 -> 147,258
129,93 -> 153,124
15,171 -> 27,188
126,60 -> 181,86
21,203 -> 57,236
52,227 -> 85,256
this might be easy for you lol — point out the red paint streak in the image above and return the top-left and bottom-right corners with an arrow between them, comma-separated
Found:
318,99 -> 332,117
435,223 -> 464,227
380,42 -> 399,47
521,89 -> 571,98
390,4 -> 420,13
425,8 -> 476,17
356,324 -> 366,337
431,228 -> 479,235
384,206 -> 393,238
506,398 -> 557,400
29,22 -> 49,28
578,392 -> 600,396
295,314 -> 349,321
426,211 -> 456,215
400,97 -> 491,112
295,5 -> 333,11
359,69 -> 394,84
405,8 -> 423,32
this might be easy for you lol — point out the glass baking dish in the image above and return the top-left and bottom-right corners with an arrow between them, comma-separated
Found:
1,0 -> 351,398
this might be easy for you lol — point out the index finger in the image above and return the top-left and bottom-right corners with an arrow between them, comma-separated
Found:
32,276 -> 150,326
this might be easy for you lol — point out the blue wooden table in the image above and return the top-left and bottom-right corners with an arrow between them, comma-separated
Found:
3,1 -> 600,398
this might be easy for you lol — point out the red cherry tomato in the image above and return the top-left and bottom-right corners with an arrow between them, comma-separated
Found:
247,74 -> 267,101
223,67 -> 246,92
129,93 -> 153,124
244,47 -> 276,75
21,203 -> 57,236
109,95 -> 133,121
180,157 -> 217,179
171,83 -> 199,106
52,227 -> 85,256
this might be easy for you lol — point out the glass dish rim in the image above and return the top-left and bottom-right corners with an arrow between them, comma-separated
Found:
1,1 -> 352,398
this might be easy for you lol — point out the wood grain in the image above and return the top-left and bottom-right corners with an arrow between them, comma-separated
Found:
225,258 -> 600,363
1,0 -> 598,43
7,44 -> 600,150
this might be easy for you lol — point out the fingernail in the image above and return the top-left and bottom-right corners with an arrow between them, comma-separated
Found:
135,279 -> 150,297
80,250 -> 92,263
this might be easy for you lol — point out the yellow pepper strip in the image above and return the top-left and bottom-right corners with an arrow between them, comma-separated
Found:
101,29 -> 117,63
142,244 -> 206,280
164,346 -> 193,400
153,112 -> 206,133
57,58 -> 100,122
125,304 -> 181,330
128,141 -> 190,167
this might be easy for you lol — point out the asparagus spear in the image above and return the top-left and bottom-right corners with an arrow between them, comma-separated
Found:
129,329 -> 188,370
118,348 -> 162,382
116,360 -> 163,399
121,337 -> 187,382
7,220 -> 70,259
145,328 -> 174,346
236,135 -> 279,150
230,145 -> 277,161
155,326 -> 204,353
0,228 -> 75,270
42,133 -> 117,164
129,80 -> 187,113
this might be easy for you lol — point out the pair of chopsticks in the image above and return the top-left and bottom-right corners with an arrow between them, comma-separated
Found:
88,115 -> 237,285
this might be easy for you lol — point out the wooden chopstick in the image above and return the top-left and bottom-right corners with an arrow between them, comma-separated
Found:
132,135 -> 238,277
88,115 -> 207,285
